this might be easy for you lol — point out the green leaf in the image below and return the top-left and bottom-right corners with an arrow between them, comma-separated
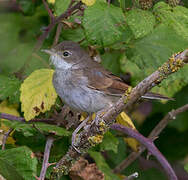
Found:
89,151 -> 120,180
100,132 -> 119,153
3,120 -> 70,137
61,27 -> 85,43
0,146 -> 38,180
101,51 -> 122,75
54,0 -> 71,16
128,24 -> 188,96
184,163 -> 188,173
0,75 -> 21,103
17,0 -> 36,15
34,123 -> 71,136
126,9 -> 156,39
82,1 -> 126,46
153,2 -> 188,39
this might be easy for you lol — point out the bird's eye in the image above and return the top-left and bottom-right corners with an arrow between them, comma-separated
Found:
63,51 -> 71,57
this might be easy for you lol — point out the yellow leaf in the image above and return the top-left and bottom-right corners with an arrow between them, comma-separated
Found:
20,69 -> 57,121
47,0 -> 55,4
124,137 -> 140,152
82,0 -> 96,6
116,112 -> 136,129
116,112 -> 140,151
0,101 -> 18,145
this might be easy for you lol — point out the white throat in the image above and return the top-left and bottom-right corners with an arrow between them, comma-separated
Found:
50,54 -> 72,70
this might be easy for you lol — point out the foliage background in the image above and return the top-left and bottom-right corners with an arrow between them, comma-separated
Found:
0,0 -> 188,179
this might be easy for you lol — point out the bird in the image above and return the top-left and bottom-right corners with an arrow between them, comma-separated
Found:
43,41 -> 172,151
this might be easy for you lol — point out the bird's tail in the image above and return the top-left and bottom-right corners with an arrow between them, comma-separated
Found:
142,92 -> 174,101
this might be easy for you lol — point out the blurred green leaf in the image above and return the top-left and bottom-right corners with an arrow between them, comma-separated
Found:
83,1 -> 126,46
127,24 -> 188,96
17,0 -> 36,15
0,12 -> 48,76
126,9 -> 156,39
54,0 -> 71,16
89,151 -> 120,180
0,75 -> 21,103
0,146 -> 38,180
184,163 -> 188,173
100,132 -> 119,153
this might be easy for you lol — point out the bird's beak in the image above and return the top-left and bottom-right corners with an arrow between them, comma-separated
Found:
41,49 -> 55,55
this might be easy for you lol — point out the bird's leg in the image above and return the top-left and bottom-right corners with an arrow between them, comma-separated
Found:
71,116 -> 90,153
93,105 -> 113,126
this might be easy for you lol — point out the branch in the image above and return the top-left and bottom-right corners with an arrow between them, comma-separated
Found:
52,49 -> 188,178
2,128 -> 13,150
111,124 -> 177,180
113,104 -> 188,173
39,136 -> 55,180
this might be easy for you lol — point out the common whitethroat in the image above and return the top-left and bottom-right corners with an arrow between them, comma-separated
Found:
43,41 -> 172,151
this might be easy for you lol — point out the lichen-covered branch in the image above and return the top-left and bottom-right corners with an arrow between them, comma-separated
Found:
113,104 -> 188,174
53,49 -> 188,179
111,123 -> 177,180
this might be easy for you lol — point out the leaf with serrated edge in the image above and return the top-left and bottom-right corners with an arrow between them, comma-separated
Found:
20,69 -> 57,121
0,146 -> 37,180
83,1 -> 126,46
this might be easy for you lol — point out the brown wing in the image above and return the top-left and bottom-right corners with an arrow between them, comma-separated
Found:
83,67 -> 129,96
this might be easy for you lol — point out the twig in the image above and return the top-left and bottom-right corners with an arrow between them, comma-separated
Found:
2,128 -> 13,150
113,104 -> 188,174
52,23 -> 63,47
111,123 -> 177,180
34,1 -> 82,51
39,136 -> 55,180
42,0 -> 55,22
52,49 -> 188,178
0,112 -> 55,124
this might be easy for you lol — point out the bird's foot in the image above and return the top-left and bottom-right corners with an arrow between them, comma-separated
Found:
71,116 -> 90,153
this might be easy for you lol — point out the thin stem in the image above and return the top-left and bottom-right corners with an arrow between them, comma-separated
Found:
52,23 -> 63,47
2,128 -> 13,150
0,112 -> 55,124
111,124 -> 177,180
113,104 -> 188,174
42,0 -> 55,22
39,136 -> 55,180
34,1 -> 82,51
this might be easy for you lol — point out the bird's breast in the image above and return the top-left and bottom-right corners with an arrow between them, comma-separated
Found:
53,70 -> 113,113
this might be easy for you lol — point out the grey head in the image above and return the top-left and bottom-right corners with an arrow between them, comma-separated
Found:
43,41 -> 90,70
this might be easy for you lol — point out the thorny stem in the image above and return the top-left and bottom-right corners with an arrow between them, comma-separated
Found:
111,124 -> 177,180
113,104 -> 188,174
39,136 -> 55,180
